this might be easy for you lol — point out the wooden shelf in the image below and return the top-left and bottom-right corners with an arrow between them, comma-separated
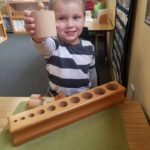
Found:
7,0 -> 49,33
0,11 -> 7,44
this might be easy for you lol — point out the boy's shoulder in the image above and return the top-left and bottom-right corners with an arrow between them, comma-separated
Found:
80,39 -> 93,46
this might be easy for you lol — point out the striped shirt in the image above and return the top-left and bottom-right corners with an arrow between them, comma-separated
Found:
34,37 -> 97,96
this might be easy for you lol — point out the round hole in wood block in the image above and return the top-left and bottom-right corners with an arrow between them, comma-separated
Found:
38,109 -> 45,115
29,113 -> 35,118
14,120 -> 17,123
59,101 -> 68,107
106,83 -> 118,91
47,105 -> 56,111
94,88 -> 105,95
70,97 -> 80,103
20,116 -> 25,120
82,92 -> 93,99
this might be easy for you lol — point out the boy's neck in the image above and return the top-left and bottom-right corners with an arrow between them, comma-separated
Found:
58,37 -> 80,45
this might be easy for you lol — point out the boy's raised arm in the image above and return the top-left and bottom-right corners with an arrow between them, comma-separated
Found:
24,10 -> 44,43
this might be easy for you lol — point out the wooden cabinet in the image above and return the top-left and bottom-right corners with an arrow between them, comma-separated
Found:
0,11 -> 7,44
7,0 -> 49,33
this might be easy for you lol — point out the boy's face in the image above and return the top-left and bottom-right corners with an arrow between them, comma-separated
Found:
53,1 -> 85,45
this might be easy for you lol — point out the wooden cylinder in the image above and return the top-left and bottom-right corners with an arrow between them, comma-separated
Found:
31,10 -> 57,38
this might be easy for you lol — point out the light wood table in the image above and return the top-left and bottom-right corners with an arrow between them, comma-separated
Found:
0,97 -> 150,150
85,19 -> 113,31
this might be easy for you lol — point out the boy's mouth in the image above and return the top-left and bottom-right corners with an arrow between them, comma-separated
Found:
65,31 -> 76,36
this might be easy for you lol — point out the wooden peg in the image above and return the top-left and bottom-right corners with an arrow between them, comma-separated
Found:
37,2 -> 45,11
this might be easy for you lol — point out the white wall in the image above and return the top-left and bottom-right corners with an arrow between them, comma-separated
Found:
127,0 -> 150,120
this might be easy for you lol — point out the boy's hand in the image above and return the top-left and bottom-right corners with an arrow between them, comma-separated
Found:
24,10 -> 35,36
24,10 -> 43,43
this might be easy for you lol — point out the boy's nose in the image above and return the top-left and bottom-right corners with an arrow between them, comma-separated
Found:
67,19 -> 74,27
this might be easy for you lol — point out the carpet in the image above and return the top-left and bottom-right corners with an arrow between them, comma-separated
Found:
0,33 -> 48,96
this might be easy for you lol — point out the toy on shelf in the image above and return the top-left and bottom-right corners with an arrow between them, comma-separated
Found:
97,8 -> 109,24
7,0 -> 49,33
8,81 -> 126,146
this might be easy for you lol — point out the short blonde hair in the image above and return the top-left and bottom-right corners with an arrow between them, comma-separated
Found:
49,0 -> 86,11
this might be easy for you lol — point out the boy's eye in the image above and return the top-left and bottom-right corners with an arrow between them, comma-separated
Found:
73,16 -> 81,20
58,16 -> 66,20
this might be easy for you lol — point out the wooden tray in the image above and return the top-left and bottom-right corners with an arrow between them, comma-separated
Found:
0,102 -> 129,150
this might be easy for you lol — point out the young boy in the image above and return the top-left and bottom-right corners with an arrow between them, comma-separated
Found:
24,0 -> 97,96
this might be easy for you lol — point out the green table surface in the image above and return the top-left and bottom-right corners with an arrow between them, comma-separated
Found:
0,102 -> 129,150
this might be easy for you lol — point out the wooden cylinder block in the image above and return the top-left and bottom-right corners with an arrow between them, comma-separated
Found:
8,81 -> 126,146
31,10 -> 57,38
